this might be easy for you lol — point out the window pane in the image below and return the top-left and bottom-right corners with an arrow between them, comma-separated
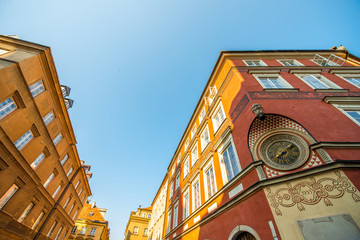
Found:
53,133 -> 62,146
18,202 -> 35,223
14,130 -> 34,150
0,97 -> 17,119
344,77 -> 360,87
223,144 -> 240,181
43,111 -> 55,125
29,80 -> 45,97
302,75 -> 330,89
0,184 -> 19,209
347,111 -> 360,124
206,166 -> 216,198
31,152 -> 45,169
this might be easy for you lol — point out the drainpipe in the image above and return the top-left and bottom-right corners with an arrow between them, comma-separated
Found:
33,166 -> 84,240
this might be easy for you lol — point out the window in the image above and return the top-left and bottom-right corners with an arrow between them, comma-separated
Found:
31,211 -> 45,230
60,154 -> 68,165
199,107 -> 206,123
204,162 -> 216,200
52,185 -> 61,198
89,211 -> 95,216
29,80 -> 45,97
0,48 -> 9,55
66,167 -> 73,177
0,184 -> 19,209
43,111 -> 55,125
89,227 -> 96,236
173,201 -> 178,228
337,74 -> 360,88
14,130 -> 34,150
244,60 -> 266,66
47,221 -> 57,237
184,157 -> 189,177
75,180 -> 80,189
175,172 -> 180,190
71,226 -> 77,234
166,211 -> 171,233
133,226 -> 139,234
64,196 -> 71,209
191,143 -> 198,166
53,133 -> 62,146
148,213 -> 151,219
72,208 -> 79,221
142,213 -> 147,218
169,181 -> 173,198
0,97 -> 17,120
191,125 -> 197,139
61,230 -> 68,240
78,188 -> 83,196
54,226 -> 63,240
200,125 -> 210,152
328,100 -> 360,126
81,194 -> 86,202
185,138 -> 189,150
31,152 -> 45,169
68,203 -> 75,215
183,191 -> 189,219
79,226 -> 87,235
44,173 -> 54,188
278,59 -> 302,66
144,228 -> 148,236
18,202 -> 35,223
221,143 -> 241,183
177,154 -> 181,166
297,74 -> 340,89
212,103 -> 226,132
193,180 -> 201,211
254,74 -> 293,89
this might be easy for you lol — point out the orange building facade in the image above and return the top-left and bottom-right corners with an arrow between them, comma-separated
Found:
148,47 -> 360,240
124,206 -> 152,240
0,35 -> 92,239
68,202 -> 109,240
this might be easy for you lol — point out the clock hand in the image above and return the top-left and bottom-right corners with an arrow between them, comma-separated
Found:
275,144 -> 294,158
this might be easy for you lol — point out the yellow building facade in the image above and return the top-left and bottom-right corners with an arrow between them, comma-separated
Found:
68,202 -> 109,240
124,206 -> 152,240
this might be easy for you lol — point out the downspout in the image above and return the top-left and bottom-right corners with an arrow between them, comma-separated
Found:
33,166 -> 84,240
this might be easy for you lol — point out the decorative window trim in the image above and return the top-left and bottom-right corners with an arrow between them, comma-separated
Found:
277,59 -> 303,67
200,124 -> 211,153
253,74 -> 294,90
202,158 -> 217,201
295,74 -> 341,90
190,142 -> 199,168
210,101 -> 227,135
192,175 -> 201,212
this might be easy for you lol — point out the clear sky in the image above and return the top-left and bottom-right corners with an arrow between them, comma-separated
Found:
1,0 -> 360,238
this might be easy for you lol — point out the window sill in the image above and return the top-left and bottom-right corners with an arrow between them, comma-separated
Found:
263,88 -> 299,92
314,89 -> 349,93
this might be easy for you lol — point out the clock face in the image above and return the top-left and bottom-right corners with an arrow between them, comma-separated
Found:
259,133 -> 309,170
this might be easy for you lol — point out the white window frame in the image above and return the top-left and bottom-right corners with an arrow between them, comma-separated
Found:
296,74 -> 341,90
173,201 -> 178,228
183,188 -> 190,219
144,228 -> 148,236
169,181 -> 174,199
29,80 -> 45,97
0,97 -> 17,120
336,74 -> 360,89
192,175 -> 201,212
31,152 -> 45,169
89,227 -> 96,236
211,101 -> 226,133
133,226 -> 139,234
175,171 -> 180,190
184,156 -> 189,178
203,158 -> 217,201
200,125 -> 211,152
14,130 -> 34,150
277,59 -> 303,67
244,60 -> 267,67
333,103 -> 360,127
191,124 -> 197,139
166,210 -> 172,233
185,138 -> 189,150
253,74 -> 294,89
191,142 -> 199,167
72,208 -> 79,221
217,134 -> 242,185
64,196 -> 71,209
54,226 -> 63,240
66,167 -> 73,177
79,226 -> 87,235
53,132 -> 62,146
199,107 -> 206,123
43,111 -> 55,125
75,180 -> 80,189
68,203 -> 75,215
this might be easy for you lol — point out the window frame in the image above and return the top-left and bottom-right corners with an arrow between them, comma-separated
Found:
211,101 -> 226,134
175,171 -> 180,190
31,152 -> 45,169
173,200 -> 179,228
277,59 -> 303,67
53,132 -> 62,146
244,60 -> 267,67
14,129 -> 34,150
43,111 -> 55,125
253,74 -> 294,89
183,188 -> 190,219
0,97 -> 17,120
200,124 -> 211,152
183,156 -> 189,178
191,142 -> 199,167
29,80 -> 45,98
203,158 -> 217,201
332,103 -> 360,127
89,227 -> 96,236
336,74 -> 360,89
192,175 -> 201,212
296,74 -> 341,90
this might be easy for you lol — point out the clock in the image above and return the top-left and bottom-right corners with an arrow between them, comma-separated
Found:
259,133 -> 309,170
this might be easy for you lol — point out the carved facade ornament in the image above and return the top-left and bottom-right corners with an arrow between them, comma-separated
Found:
266,171 -> 360,216
251,103 -> 264,119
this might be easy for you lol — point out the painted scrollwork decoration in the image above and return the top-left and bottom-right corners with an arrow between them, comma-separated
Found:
266,171 -> 360,216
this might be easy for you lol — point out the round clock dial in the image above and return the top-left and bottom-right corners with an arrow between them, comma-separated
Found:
259,133 -> 309,170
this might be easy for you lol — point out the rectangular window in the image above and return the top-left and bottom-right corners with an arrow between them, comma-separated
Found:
191,125 -> 197,139
68,203 -> 75,215
144,228 -> 148,236
0,184 -> 19,209
29,80 -> 45,97
142,213 -> 146,218
257,77 -> 289,89
297,74 -> 340,89
60,154 -> 68,165
43,111 -> 55,125
31,211 -> 45,230
18,202 -> 35,223
14,130 -> 34,150
175,172 -> 180,190
81,194 -> 86,202
200,125 -> 210,152
244,60 -> 266,66
66,167 -> 73,177
71,226 -> 77,234
89,227 -> 96,236
52,185 -> 61,198
53,133 -> 62,146
54,226 -> 63,240
212,104 -> 226,132
346,111 -> 360,124
0,97 -> 17,120
64,196 -> 71,209
169,182 -> 173,198
72,208 -> 79,221
191,143 -> 198,166
44,173 -> 54,188
31,152 -> 45,169
222,144 -> 241,182
148,213 -> 151,219
278,59 -> 302,66
173,202 -> 178,228
337,74 -> 360,88
183,192 -> 189,219
177,154 -> 181,166
78,188 -> 83,196
193,181 -> 201,210
184,157 -> 189,177
75,180 -> 80,189
199,108 -> 206,123
185,138 -> 189,150
205,165 -> 216,199
79,226 -> 87,235
133,226 -> 139,234
47,221 -> 57,237
166,211 -> 171,233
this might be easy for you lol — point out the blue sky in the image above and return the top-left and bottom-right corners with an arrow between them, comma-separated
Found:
1,0 -> 360,238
